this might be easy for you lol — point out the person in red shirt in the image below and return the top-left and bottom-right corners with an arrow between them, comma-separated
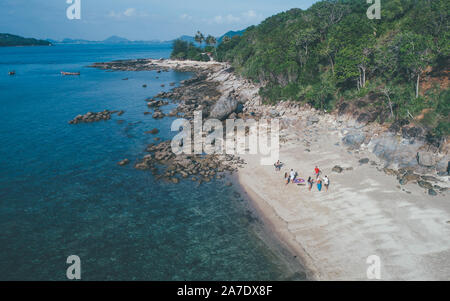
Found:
314,166 -> 321,177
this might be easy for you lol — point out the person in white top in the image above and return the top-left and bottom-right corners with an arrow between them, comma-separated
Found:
289,169 -> 296,183
323,176 -> 330,191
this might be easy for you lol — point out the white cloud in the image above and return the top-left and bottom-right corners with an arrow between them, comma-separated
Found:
180,13 -> 193,21
211,10 -> 262,24
243,10 -> 257,19
123,8 -> 136,17
213,14 -> 241,24
108,8 -> 147,19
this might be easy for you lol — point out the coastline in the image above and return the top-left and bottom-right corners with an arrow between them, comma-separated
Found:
230,173 -> 321,280
93,58 -> 450,280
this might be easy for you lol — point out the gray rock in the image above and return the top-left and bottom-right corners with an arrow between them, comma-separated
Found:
209,95 -> 238,121
428,189 -> 437,196
228,112 -> 237,120
269,109 -> 280,118
436,158 -> 449,174
417,152 -> 435,167
343,132 -> 366,149
418,181 -> 433,190
306,116 -> 319,126
400,172 -> 421,185
332,166 -> 343,173
359,158 -> 370,165
152,111 -> 165,119
118,159 -> 130,166
421,175 -> 439,183
368,133 -> 423,169
146,128 -> 160,135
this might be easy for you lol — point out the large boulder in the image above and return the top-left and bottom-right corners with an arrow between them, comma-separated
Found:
343,132 -> 366,149
417,152 -> 436,168
402,127 -> 423,139
209,95 -> 238,121
435,157 -> 449,174
368,133 -> 423,169
306,116 -> 320,126
332,166 -> 344,173
269,109 -> 280,118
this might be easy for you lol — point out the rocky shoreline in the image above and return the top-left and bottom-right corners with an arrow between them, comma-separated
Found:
90,58 -> 448,195
89,59 -> 253,185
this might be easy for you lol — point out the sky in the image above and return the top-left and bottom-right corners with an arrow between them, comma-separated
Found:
0,0 -> 319,41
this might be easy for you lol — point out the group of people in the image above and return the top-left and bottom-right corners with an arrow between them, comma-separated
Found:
274,161 -> 330,192
309,166 -> 330,192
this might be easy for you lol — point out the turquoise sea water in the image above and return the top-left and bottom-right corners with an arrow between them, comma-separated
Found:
0,44 -> 305,280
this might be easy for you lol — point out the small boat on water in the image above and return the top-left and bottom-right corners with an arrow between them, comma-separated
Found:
61,71 -> 80,76
8,71 -> 15,76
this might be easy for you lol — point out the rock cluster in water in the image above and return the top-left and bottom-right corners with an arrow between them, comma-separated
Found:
69,110 -> 124,124
134,140 -> 244,184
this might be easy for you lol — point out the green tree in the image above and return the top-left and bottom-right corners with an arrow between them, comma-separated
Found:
294,28 -> 319,67
222,36 -> 231,43
205,35 -> 217,58
396,32 -> 434,98
195,31 -> 205,46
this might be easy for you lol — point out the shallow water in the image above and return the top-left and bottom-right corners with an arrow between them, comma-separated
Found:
0,44 -> 305,280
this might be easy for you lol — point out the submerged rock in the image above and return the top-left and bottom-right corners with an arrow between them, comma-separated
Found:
146,128 -> 160,135
152,111 -> 165,119
118,159 -> 130,166
69,110 -> 116,124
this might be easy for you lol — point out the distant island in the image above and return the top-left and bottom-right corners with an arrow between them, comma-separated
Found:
46,31 -> 245,46
46,35 -> 165,45
0,33 -> 51,47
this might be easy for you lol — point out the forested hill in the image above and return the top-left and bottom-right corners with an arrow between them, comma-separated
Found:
0,33 -> 51,47
216,0 -> 449,141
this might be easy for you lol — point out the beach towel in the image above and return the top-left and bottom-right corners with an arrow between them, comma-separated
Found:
293,178 -> 305,184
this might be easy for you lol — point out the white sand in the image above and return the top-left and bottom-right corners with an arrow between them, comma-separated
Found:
237,115 -> 450,280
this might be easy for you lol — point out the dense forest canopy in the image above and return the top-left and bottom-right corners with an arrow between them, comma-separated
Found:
0,33 -> 51,47
212,0 -> 449,140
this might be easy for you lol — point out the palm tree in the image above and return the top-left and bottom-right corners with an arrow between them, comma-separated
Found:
205,35 -> 217,59
206,35 -> 216,46
194,31 -> 205,46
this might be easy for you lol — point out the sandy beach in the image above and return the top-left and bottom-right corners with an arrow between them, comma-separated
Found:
237,111 -> 450,280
